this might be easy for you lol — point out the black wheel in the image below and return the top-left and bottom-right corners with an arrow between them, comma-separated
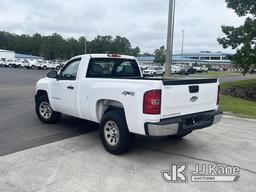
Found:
43,66 -> 47,70
35,95 -> 61,124
56,66 -> 60,70
153,73 -> 157,77
100,109 -> 133,154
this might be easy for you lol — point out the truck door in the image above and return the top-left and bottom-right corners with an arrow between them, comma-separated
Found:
50,58 -> 81,117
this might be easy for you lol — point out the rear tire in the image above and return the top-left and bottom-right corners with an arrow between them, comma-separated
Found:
100,109 -> 133,154
35,95 -> 61,124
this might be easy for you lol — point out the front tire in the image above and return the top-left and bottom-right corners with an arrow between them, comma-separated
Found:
100,109 -> 133,154
35,95 -> 61,124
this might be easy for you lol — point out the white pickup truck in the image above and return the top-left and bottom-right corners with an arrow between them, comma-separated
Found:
35,54 -> 222,154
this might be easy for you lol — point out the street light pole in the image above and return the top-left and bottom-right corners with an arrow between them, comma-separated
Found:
164,0 -> 176,77
181,30 -> 185,60
85,36 -> 87,54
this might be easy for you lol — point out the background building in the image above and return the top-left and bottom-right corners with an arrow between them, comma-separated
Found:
0,49 -> 44,62
15,53 -> 43,61
137,51 -> 231,68
0,49 -> 15,61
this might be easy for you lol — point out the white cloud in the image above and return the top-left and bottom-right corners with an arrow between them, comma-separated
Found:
0,0 -> 246,54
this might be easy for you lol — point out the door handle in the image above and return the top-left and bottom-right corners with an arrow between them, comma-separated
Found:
67,86 -> 74,90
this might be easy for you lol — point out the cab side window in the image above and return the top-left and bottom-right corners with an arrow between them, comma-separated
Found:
60,59 -> 81,80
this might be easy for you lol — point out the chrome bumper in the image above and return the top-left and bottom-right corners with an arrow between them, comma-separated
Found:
145,110 -> 223,136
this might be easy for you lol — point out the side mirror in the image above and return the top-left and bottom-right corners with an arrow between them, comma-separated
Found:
47,70 -> 58,79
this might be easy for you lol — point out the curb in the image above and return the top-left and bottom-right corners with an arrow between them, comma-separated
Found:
223,114 -> 256,122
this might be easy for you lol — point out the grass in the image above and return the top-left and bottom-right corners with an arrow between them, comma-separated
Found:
219,79 -> 256,119
220,95 -> 256,119
220,78 -> 256,90
198,71 -> 240,76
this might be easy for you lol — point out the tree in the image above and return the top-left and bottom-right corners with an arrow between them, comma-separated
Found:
218,0 -> 256,75
0,31 -> 140,60
129,47 -> 140,57
154,46 -> 166,64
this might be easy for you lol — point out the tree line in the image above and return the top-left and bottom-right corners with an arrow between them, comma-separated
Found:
0,31 -> 140,60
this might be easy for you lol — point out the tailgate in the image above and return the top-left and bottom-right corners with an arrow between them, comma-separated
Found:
161,79 -> 219,119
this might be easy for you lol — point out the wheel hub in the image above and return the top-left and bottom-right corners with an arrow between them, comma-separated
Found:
104,121 -> 120,146
39,102 -> 52,119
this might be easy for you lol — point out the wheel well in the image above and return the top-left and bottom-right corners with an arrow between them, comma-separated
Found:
35,90 -> 48,101
96,99 -> 124,122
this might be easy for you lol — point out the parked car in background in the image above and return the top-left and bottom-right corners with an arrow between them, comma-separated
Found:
180,65 -> 196,75
140,65 -> 148,71
143,66 -> 165,76
0,60 -> 7,67
27,60 -> 40,69
14,60 -> 24,68
39,60 -> 61,70
54,60 -> 66,68
6,60 -> 16,68
21,61 -> 30,68
209,66 -> 222,72
171,65 -> 182,74
193,65 -> 208,73
201,65 -> 209,72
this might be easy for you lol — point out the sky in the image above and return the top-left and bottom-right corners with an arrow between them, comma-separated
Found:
0,0 -> 245,54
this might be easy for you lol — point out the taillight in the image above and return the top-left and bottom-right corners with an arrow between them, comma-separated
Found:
217,85 -> 220,105
143,90 -> 161,114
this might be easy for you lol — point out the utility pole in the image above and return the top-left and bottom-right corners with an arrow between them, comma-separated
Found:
164,0 -> 176,77
181,30 -> 185,60
85,37 -> 87,54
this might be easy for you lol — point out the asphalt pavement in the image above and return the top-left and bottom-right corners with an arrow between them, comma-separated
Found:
0,68 -> 98,156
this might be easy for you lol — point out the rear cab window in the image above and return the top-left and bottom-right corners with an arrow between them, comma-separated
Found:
86,58 -> 141,78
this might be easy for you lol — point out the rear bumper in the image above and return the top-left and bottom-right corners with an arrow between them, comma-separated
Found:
144,110 -> 223,136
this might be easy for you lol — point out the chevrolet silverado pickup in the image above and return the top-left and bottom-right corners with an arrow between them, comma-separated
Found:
35,54 -> 222,154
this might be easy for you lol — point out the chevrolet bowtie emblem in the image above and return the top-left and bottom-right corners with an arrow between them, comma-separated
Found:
190,96 -> 198,102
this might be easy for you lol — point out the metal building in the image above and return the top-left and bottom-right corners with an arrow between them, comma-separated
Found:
15,53 -> 43,61
0,49 -> 15,61
137,51 -> 231,66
